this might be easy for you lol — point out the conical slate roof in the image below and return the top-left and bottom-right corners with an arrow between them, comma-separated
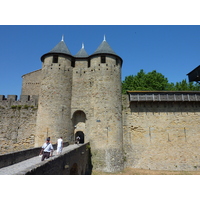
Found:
49,40 -> 72,55
41,37 -> 72,61
92,36 -> 117,56
75,43 -> 89,57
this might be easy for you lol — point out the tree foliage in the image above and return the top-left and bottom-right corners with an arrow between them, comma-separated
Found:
122,69 -> 200,94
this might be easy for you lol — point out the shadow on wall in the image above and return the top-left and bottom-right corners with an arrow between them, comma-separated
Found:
85,146 -> 93,175
64,144 -> 93,175
70,163 -> 78,175
68,145 -> 93,175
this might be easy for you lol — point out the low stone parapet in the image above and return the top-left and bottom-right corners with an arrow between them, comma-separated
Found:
20,143 -> 92,175
0,142 -> 69,169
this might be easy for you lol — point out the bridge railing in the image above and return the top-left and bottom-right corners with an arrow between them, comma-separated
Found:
0,142 -> 69,169
24,142 -> 92,175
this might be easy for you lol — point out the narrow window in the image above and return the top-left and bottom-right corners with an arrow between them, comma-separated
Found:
88,59 -> 90,68
116,58 -> 119,65
101,56 -> 106,63
71,59 -> 75,67
53,55 -> 58,63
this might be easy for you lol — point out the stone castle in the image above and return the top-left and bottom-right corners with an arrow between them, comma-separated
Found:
1,36 -> 200,172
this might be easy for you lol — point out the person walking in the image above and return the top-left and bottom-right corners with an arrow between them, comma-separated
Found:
40,137 -> 54,161
76,136 -> 80,145
57,137 -> 63,155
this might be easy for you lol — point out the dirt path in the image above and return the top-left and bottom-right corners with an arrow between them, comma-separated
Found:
92,167 -> 200,175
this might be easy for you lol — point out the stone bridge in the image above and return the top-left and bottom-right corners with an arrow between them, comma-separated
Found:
0,143 -> 92,175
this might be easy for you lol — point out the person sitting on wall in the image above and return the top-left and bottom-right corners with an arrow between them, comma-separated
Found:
39,137 -> 54,161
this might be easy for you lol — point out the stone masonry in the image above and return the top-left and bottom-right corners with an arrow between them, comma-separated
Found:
123,93 -> 200,171
0,95 -> 38,154
23,37 -> 123,172
1,36 -> 200,172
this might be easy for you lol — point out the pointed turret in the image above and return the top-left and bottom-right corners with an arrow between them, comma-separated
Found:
75,43 -> 89,58
41,36 -> 72,62
90,35 -> 123,64
36,36 -> 73,146
87,35 -> 124,172
92,35 -> 117,56
49,40 -> 71,55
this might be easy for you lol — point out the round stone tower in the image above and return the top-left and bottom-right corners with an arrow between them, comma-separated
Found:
35,37 -> 73,146
88,36 -> 124,172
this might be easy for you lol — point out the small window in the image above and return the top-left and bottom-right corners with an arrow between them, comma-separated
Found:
101,56 -> 106,63
116,58 -> 119,65
71,59 -> 75,67
88,59 -> 90,68
53,55 -> 58,63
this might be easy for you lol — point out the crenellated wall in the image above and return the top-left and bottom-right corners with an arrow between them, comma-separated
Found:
0,95 -> 38,154
0,95 -> 38,106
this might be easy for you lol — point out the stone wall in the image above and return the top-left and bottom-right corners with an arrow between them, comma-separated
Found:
21,69 -> 42,97
35,55 -> 73,147
122,94 -> 200,171
71,55 -> 124,172
0,95 -> 38,154
1,91 -> 200,172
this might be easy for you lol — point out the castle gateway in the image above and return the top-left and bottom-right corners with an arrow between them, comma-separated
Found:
21,36 -> 123,172
1,37 -> 200,172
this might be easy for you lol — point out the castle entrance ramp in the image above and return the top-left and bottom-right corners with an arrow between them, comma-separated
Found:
0,143 -> 92,175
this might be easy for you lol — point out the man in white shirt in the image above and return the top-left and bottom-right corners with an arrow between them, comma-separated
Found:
40,137 -> 54,161
57,137 -> 63,155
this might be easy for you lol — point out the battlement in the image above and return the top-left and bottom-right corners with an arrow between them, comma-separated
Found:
0,95 -> 38,108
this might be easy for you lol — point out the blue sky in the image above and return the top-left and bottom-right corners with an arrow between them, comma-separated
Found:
1,25 -> 200,96
0,1 -> 199,195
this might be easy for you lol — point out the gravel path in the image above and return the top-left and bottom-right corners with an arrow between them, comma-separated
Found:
0,144 -> 82,175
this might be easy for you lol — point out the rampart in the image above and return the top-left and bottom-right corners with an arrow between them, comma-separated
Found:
0,95 -> 38,154
0,95 -> 38,107
122,93 -> 200,171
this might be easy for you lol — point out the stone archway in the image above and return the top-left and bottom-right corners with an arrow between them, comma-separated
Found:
75,131 -> 84,144
72,110 -> 86,143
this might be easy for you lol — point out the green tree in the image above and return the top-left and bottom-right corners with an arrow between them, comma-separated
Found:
122,70 -> 200,94
172,79 -> 200,91
122,69 -> 169,93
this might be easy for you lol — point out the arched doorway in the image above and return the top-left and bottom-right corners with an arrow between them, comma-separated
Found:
72,110 -> 86,143
75,131 -> 84,144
